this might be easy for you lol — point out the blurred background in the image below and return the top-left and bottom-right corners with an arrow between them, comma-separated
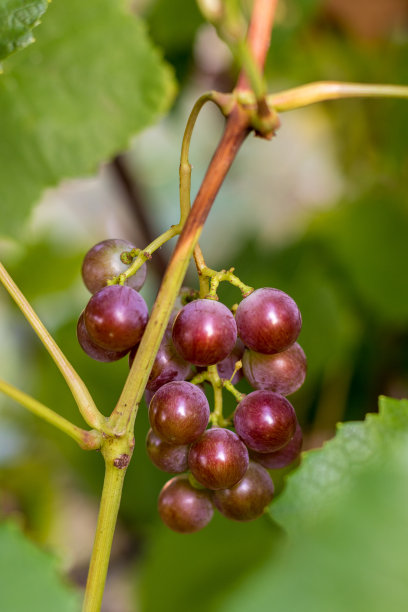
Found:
1,0 -> 408,610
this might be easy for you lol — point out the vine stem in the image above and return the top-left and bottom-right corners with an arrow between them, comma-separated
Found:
0,378 -> 101,449
83,0 -> 279,607
0,262 -> 104,430
207,365 -> 228,427
106,93 -> 219,288
267,81 -> 408,111
82,437 -> 131,612
109,106 -> 251,434
193,244 -> 210,298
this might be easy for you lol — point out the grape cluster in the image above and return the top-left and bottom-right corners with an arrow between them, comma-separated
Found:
77,240 -> 307,534
149,288 -> 306,534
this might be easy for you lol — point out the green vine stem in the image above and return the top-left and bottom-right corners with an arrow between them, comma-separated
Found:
107,226 -> 179,286
0,262 -> 104,430
109,0 -> 277,435
197,0 -> 278,105
108,105 -> 251,435
190,364 -> 244,425
192,243 -> 253,299
266,81 -> 408,112
207,365 -> 229,427
0,378 -> 101,450
223,378 -> 244,403
82,435 -> 132,612
106,92 -> 221,289
193,244 -> 211,298
234,38 -> 266,101
82,0 -> 279,606
179,92 -> 222,223
209,267 -> 253,299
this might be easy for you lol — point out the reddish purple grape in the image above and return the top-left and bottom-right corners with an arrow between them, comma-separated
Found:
146,429 -> 189,473
82,239 -> 147,294
234,390 -> 297,453
76,313 -> 129,362
129,331 -> 192,393
250,421 -> 303,469
188,428 -> 249,490
149,381 -> 210,445
242,343 -> 307,395
144,389 -> 154,407
158,475 -> 214,533
236,288 -> 302,354
217,339 -> 245,384
172,299 -> 237,366
212,462 -> 274,521
84,285 -> 148,352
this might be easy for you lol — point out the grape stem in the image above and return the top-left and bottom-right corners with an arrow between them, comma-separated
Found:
0,378 -> 101,450
207,365 -> 229,427
264,81 -> 408,111
0,262 -> 105,430
107,91 -> 222,289
82,435 -> 133,612
190,364 -> 244,422
193,249 -> 254,300
82,0 -> 279,607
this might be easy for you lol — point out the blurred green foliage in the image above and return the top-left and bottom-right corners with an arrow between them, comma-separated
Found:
1,0 -> 408,610
0,522 -> 80,611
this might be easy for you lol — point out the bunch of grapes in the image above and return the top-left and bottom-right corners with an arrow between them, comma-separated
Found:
77,240 -> 307,534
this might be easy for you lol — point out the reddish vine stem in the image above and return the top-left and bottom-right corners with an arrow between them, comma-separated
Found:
110,0 -> 278,433
237,0 -> 278,92
85,2 -> 279,609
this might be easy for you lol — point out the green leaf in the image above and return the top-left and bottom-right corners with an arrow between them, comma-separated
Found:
0,0 -> 50,61
271,395 -> 408,533
0,0 -> 176,238
140,514 -> 282,612
216,397 -> 408,612
0,521 -> 80,611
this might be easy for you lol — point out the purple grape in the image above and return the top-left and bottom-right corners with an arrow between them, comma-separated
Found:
84,285 -> 148,352
242,343 -> 307,395
82,239 -> 147,294
236,288 -> 302,354
149,381 -> 210,445
172,299 -> 237,366
234,390 -> 297,453
188,428 -> 249,490
217,339 -> 245,384
213,462 -> 274,521
129,330 -> 192,393
158,475 -> 214,533
144,389 -> 154,407
146,429 -> 189,473
76,313 -> 129,362
250,421 -> 303,469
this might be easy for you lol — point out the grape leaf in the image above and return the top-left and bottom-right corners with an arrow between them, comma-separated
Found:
0,0 -> 176,238
217,432 -> 408,612
0,521 -> 80,611
270,395 -> 408,533
0,0 -> 50,61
